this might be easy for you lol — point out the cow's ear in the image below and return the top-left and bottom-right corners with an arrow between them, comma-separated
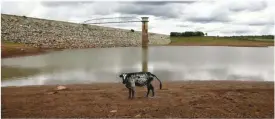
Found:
119,74 -> 122,78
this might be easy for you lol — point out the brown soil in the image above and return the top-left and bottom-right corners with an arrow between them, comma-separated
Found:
168,41 -> 274,47
1,80 -> 274,118
1,43 -> 62,58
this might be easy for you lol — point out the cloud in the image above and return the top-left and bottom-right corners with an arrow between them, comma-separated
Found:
181,1 -> 232,23
259,25 -> 274,35
222,29 -> 253,34
132,1 -> 196,5
186,16 -> 231,23
229,6 -> 274,26
228,0 -> 268,12
1,0 -> 274,36
1,1 -> 41,16
248,21 -> 274,26
115,2 -> 184,19
40,1 -> 94,7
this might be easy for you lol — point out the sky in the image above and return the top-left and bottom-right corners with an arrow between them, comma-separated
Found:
1,0 -> 275,36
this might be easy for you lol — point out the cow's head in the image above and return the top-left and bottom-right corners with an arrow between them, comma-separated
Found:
119,73 -> 128,84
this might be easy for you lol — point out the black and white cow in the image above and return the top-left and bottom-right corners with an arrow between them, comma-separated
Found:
119,72 -> 162,99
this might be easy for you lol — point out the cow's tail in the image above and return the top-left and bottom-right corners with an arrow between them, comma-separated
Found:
151,73 -> 162,89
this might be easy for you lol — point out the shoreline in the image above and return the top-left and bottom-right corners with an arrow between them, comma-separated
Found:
167,41 -> 274,47
2,80 -> 274,87
167,43 -> 274,47
2,80 -> 274,118
1,42 -> 274,59
1,42 -> 64,58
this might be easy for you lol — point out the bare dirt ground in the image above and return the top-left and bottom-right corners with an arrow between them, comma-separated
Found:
1,42 -> 62,58
1,80 -> 274,118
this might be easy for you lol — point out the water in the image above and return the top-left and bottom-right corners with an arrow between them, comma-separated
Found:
1,46 -> 274,87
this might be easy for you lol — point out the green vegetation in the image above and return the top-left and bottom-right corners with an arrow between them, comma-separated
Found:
169,36 -> 274,47
82,23 -> 88,27
170,36 -> 273,43
169,30 -> 273,46
2,40 -> 20,44
170,31 -> 205,37
170,36 -> 235,43
170,31 -> 274,42
1,66 -> 41,80
232,35 -> 273,39
224,35 -> 274,42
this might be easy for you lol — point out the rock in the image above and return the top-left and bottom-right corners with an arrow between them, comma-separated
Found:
122,116 -> 131,118
1,14 -> 170,50
135,114 -> 141,118
47,91 -> 57,95
56,85 -> 67,91
110,110 -> 117,113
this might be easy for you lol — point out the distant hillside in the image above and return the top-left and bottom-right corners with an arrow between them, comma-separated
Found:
1,14 -> 170,49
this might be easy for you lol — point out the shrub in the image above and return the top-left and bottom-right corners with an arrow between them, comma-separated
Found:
170,31 -> 205,37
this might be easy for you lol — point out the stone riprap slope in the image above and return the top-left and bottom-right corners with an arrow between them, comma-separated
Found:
1,14 -> 170,49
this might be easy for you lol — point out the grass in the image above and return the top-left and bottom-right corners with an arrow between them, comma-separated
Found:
1,41 -> 49,58
169,36 -> 274,47
1,66 -> 41,80
249,38 -> 274,42
1,41 -> 34,50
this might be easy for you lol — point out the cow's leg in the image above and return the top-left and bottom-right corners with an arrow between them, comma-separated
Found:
150,84 -> 155,97
131,88 -> 135,99
146,84 -> 151,97
128,88 -> 132,99
129,79 -> 136,99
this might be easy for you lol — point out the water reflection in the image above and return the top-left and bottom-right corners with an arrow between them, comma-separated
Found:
1,46 -> 274,87
142,46 -> 148,72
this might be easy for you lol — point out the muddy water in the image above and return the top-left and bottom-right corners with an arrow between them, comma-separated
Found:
1,46 -> 274,87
